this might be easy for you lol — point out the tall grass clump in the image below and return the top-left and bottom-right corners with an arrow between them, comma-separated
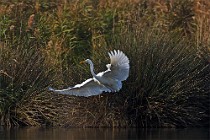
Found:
118,28 -> 210,127
0,43 -> 58,126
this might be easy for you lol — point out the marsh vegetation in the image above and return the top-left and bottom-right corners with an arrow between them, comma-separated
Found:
0,0 -> 209,127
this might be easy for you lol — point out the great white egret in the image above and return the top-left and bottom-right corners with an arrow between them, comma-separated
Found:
49,50 -> 129,97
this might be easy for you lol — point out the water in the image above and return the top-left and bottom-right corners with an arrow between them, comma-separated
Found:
0,127 -> 209,140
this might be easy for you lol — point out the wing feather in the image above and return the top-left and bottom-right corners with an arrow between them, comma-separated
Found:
103,50 -> 130,81
49,78 -> 111,97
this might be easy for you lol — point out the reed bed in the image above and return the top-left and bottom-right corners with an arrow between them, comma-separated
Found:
0,0 -> 209,127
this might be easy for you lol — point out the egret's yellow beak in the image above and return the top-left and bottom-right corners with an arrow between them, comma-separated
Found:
80,60 -> 86,64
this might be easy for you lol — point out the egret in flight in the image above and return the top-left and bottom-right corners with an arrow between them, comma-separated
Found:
49,50 -> 129,97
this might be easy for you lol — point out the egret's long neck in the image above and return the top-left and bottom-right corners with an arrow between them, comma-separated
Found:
88,61 -> 96,77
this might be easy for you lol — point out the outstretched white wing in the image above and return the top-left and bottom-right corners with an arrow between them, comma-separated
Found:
49,78 -> 111,97
49,50 -> 129,97
101,50 -> 130,81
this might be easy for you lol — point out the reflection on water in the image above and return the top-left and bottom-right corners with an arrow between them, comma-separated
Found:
0,126 -> 209,140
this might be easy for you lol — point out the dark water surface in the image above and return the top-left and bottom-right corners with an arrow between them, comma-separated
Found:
0,127 -> 209,140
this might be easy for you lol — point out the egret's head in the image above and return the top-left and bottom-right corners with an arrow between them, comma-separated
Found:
80,59 -> 92,65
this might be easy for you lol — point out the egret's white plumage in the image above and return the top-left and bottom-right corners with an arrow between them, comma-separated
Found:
49,50 -> 129,97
